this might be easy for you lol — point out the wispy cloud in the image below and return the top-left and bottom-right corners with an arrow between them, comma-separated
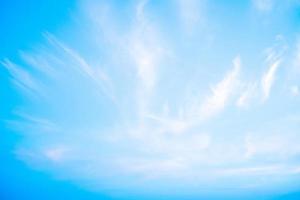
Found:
20,51 -> 57,78
117,157 -> 188,179
218,165 -> 283,176
6,111 -> 59,134
199,56 -> 240,120
236,82 -> 258,108
45,33 -> 116,102
177,0 -> 205,34
3,0 -> 300,196
2,59 -> 44,98
261,59 -> 281,101
128,0 -> 169,119
252,0 -> 274,12
261,36 -> 287,102
44,146 -> 69,162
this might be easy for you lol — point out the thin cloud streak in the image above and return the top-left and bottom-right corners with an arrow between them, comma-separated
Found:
261,59 -> 281,102
2,59 -> 44,98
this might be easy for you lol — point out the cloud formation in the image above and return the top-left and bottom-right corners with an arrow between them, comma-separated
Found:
252,0 -> 274,12
199,56 -> 240,120
3,0 -> 300,197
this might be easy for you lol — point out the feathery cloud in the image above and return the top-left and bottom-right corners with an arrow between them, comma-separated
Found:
2,59 -> 44,98
199,56 -> 240,120
261,59 -> 281,101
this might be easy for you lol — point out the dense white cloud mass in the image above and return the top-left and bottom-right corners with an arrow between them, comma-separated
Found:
3,0 -> 300,197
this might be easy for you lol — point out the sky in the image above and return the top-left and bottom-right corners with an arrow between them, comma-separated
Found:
1,0 -> 300,199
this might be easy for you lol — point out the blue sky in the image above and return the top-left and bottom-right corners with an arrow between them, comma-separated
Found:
1,0 -> 300,199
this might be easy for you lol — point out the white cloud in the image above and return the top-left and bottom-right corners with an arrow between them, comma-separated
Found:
236,82 -> 258,108
45,33 -> 116,102
117,157 -> 188,178
130,1 -> 165,90
259,35 -> 287,102
129,36 -> 162,90
199,56 -> 240,120
218,165 -> 282,176
5,0 -> 300,195
136,0 -> 148,22
177,0 -> 204,33
146,114 -> 189,135
2,59 -> 44,98
6,111 -> 58,134
44,146 -> 69,162
252,0 -> 274,12
261,59 -> 281,101
126,0 -> 169,119
290,85 -> 299,96
245,133 -> 300,159
20,51 -> 57,78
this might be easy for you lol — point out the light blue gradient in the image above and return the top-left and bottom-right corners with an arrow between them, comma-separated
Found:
1,0 -> 300,199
